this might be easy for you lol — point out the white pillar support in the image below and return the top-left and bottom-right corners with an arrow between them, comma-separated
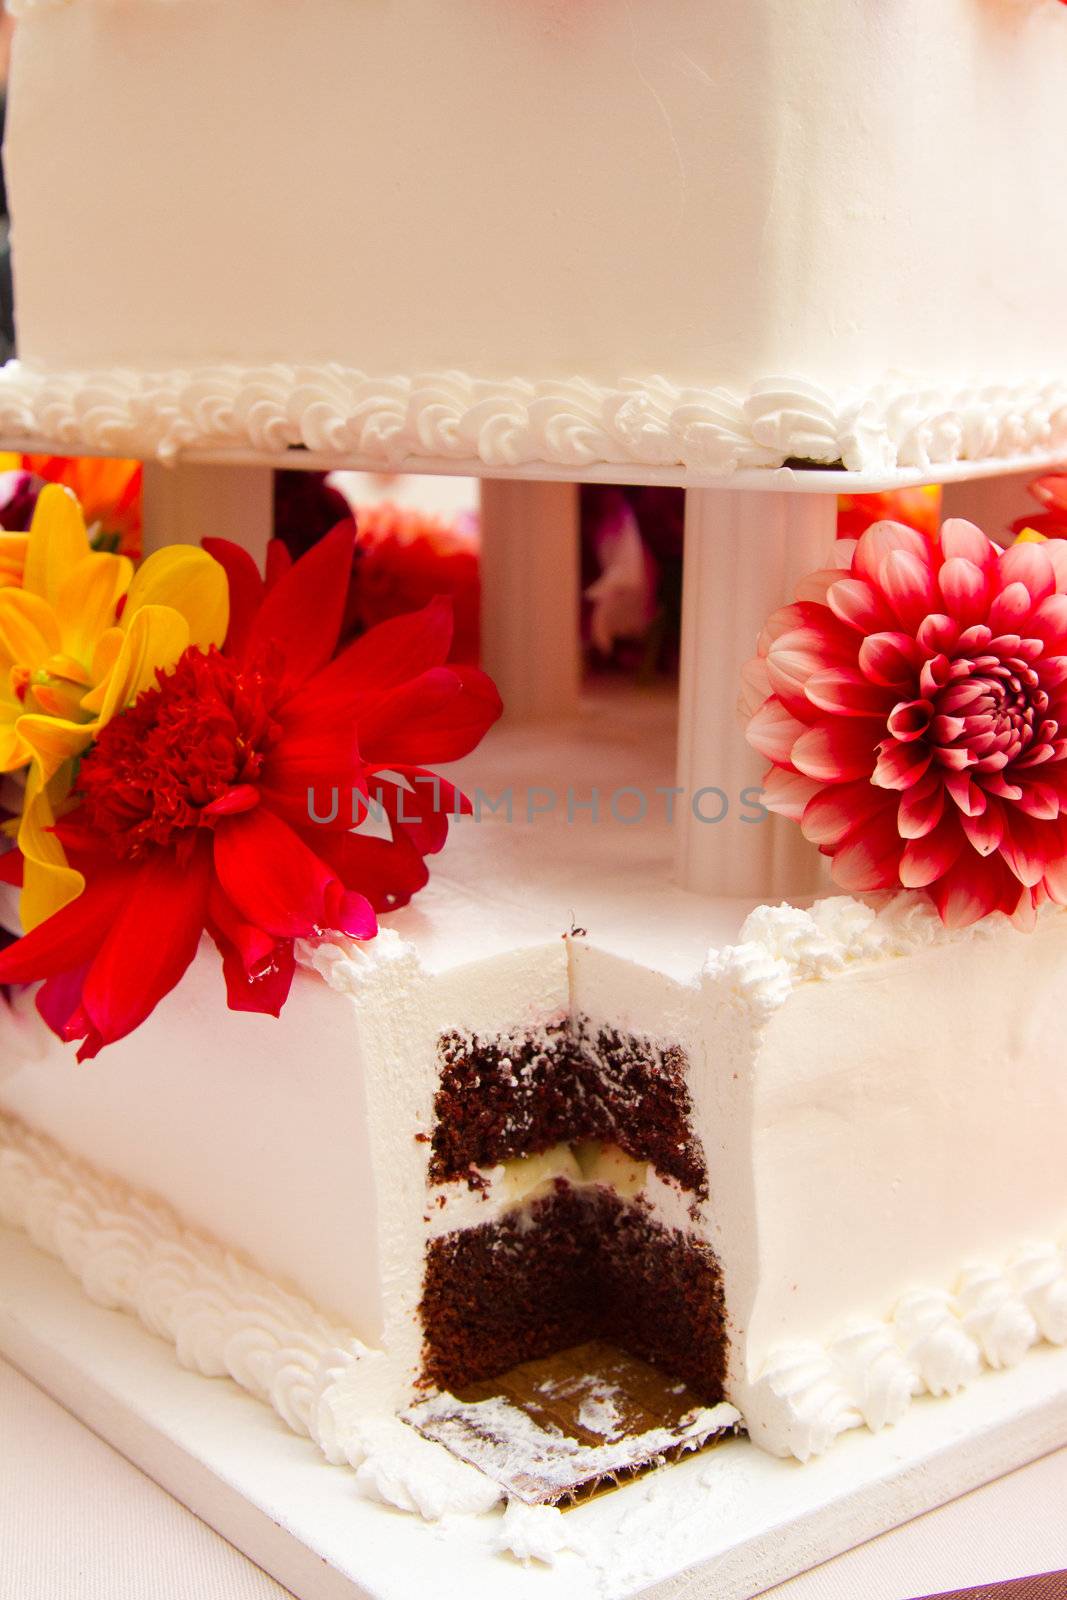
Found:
940,470 -> 1037,541
675,488 -> 838,900
478,478 -> 581,721
142,461 -> 274,564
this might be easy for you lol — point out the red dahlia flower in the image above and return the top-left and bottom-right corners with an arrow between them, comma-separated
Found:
744,518 -> 1067,927
348,501 -> 481,665
0,525 -> 502,1058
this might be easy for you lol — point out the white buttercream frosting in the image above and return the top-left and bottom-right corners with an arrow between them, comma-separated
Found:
893,1290 -> 982,1399
956,1266 -> 1039,1370
294,926 -> 419,992
704,895 -> 1065,1018
740,1345 -> 860,1462
493,1502 -> 574,1567
0,1109 -> 381,1460
1011,1244 -> 1067,1345
348,1416 -> 502,1520
745,1248 -> 1066,1459
1,360 -> 1066,474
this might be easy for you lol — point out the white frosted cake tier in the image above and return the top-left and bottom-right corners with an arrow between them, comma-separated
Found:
1,695 -> 1065,1483
3,0 -> 1067,475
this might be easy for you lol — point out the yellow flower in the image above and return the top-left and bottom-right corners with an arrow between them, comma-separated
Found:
0,484 -> 229,928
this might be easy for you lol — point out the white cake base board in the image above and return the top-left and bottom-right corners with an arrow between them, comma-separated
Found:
3,1225 -> 1066,1600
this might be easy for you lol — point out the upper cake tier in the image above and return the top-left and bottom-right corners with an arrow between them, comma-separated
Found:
3,0 -> 1067,478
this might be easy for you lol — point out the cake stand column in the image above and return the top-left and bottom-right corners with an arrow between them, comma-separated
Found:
141,462 -> 273,562
675,488 -> 837,900
478,479 -> 581,720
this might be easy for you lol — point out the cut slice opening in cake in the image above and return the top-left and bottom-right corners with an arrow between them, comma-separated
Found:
418,1015 -> 730,1491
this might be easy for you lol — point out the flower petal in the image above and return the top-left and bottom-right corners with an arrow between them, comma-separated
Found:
987,581 -> 1033,635
899,812 -> 966,888
879,548 -> 937,630
999,809 -> 1054,888
801,779 -> 879,847
857,631 -> 921,689
55,552 -> 132,666
22,484 -> 90,609
201,537 -> 265,660
259,707 -> 366,829
828,803 -> 902,891
124,546 -> 229,652
214,807 -> 339,938
746,697 -> 808,765
313,825 -> 429,914
803,668 -> 895,718
929,851 -> 1023,929
79,842 -> 213,1057
244,523 -> 353,693
871,740 -> 932,790
213,929 -> 296,1017
998,540 -> 1056,605
15,762 -> 85,928
1028,594 -> 1067,650
283,596 -> 456,728
826,577 -> 893,634
758,766 -> 821,821
937,557 -> 989,628
0,866 -> 132,983
0,588 -> 63,673
791,720 -> 878,782
939,518 -> 998,572
959,798 -> 1005,856
897,772 -> 945,839
80,604 -> 190,723
853,520 -> 931,586
357,665 -> 503,766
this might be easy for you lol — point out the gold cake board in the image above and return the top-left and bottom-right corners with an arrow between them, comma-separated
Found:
2,1219 -> 1066,1600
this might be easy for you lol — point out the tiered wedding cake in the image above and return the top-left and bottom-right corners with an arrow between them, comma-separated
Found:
0,0 -> 1065,1540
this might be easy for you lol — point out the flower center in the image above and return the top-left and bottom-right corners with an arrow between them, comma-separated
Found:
77,647 -> 282,859
887,634 -> 1056,775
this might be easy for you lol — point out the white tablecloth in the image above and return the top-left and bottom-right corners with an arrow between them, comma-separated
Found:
2,1357 -> 1064,1600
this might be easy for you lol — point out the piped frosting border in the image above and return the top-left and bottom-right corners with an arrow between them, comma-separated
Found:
2,360 -> 1067,473
0,1107 -> 375,1455
744,1244 -> 1067,1461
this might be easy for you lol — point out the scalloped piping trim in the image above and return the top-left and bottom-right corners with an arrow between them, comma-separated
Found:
2,361 -> 1067,472
0,1107 -> 518,1517
744,1240 -> 1067,1461
0,1108 -> 378,1454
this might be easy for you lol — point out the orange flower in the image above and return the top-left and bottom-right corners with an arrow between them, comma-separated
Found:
21,455 -> 143,559
837,486 -> 941,543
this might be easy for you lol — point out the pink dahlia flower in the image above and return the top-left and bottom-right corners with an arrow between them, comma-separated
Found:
744,518 -> 1067,927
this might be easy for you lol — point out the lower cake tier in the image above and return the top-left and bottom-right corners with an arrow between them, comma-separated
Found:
1,890 -> 1066,1484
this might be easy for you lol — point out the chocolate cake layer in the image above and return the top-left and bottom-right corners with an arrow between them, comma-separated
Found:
430,1020 -> 707,1197
420,1185 -> 726,1402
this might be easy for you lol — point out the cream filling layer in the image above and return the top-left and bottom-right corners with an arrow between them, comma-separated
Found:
425,1140 -> 700,1241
